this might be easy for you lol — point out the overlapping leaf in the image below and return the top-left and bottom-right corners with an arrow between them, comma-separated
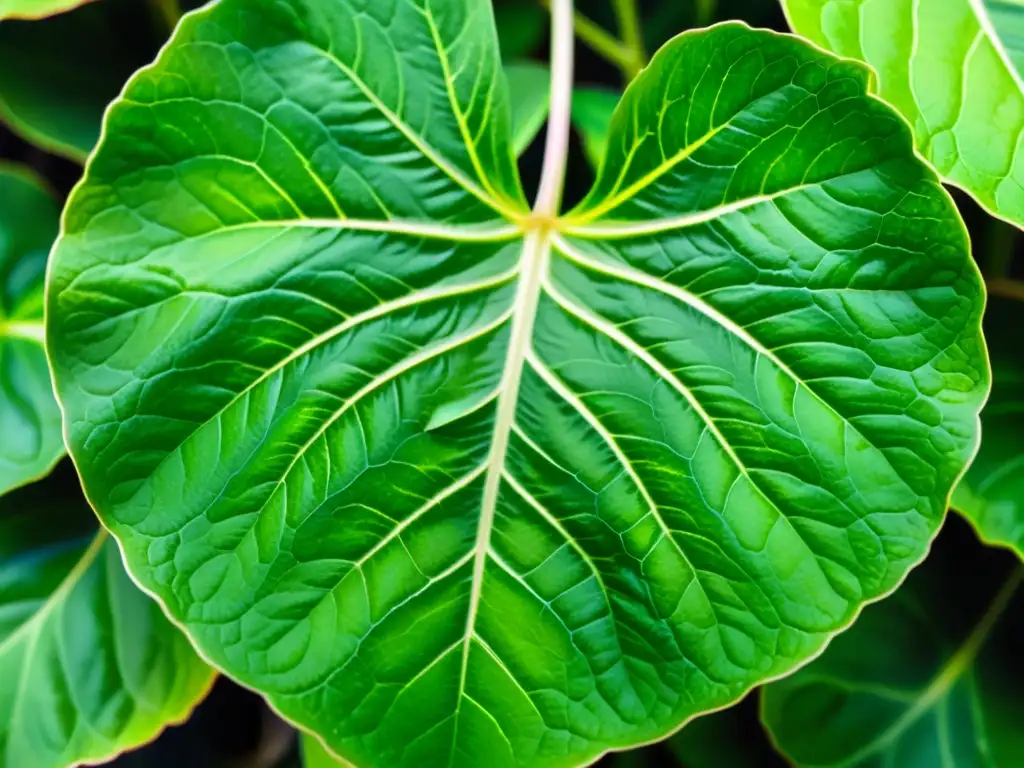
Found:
762,530 -> 1024,766
0,472 -> 216,767
46,3 -> 987,766
783,0 -> 1024,228
953,294 -> 1024,560
0,166 -> 63,495
0,0 -> 162,161
0,0 -> 96,21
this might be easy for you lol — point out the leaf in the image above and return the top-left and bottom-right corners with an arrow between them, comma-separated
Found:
0,0 -> 167,161
953,294 -> 1024,560
301,733 -> 343,768
782,0 -> 1024,228
0,0 -> 96,21
494,0 -> 547,61
0,165 -> 64,496
571,86 -> 618,170
761,530 -> 1024,767
505,62 -> 550,156
46,7 -> 987,767
0,471 -> 216,767
668,699 -> 783,768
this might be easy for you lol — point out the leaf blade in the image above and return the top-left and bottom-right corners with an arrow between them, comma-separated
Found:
0,478 -> 215,767
0,165 -> 64,495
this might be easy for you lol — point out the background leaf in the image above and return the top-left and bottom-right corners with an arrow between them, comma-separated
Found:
0,164 -> 63,495
0,0 -> 172,161
570,86 -> 618,170
762,520 -> 1024,767
953,294 -> 1024,560
782,0 -> 1024,228
505,61 -> 551,156
0,467 -> 216,767
0,0 -> 97,21
494,0 -> 547,61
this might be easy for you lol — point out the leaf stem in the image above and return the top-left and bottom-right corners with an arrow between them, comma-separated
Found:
612,0 -> 647,77
988,277 -> 1024,301
696,0 -> 719,26
534,0 -> 575,217
149,0 -> 182,33
538,0 -> 641,81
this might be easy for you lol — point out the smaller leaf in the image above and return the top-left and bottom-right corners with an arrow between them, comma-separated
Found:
571,86 -> 618,170
0,471 -> 216,767
953,294 -> 1024,561
762,528 -> 1024,767
0,165 -> 63,495
494,0 -> 547,61
505,61 -> 550,156
0,0 -> 164,161
0,0 -> 96,21
669,698 -> 784,768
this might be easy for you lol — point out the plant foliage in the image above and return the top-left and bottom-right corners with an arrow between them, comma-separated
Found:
45,1 -> 987,765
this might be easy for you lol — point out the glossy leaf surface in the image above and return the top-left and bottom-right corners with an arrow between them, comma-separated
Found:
0,0 -> 96,20
953,295 -> 1024,560
47,5 -> 987,766
0,166 -> 63,495
762,530 -> 1024,767
0,472 -> 216,767
0,0 -> 158,161
782,0 -> 1024,227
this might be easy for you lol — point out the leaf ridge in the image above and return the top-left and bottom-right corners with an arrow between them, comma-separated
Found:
420,5 -> 517,212
113,263 -> 519,510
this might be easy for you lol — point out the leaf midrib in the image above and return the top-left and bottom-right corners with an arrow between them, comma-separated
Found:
0,532 -> 105,659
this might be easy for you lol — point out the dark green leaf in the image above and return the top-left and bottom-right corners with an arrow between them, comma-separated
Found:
47,9 -> 987,766
783,0 -> 1024,228
506,62 -> 550,156
494,0 -> 547,61
953,294 -> 1024,560
0,165 -> 63,495
571,86 -> 618,170
0,0 -> 96,21
0,0 -> 168,161
762,531 -> 1024,767
0,473 -> 216,766
301,733 -> 342,768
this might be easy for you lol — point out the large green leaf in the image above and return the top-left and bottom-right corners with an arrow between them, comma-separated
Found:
953,294 -> 1024,559
0,0 -> 171,162
505,61 -> 551,156
46,5 -> 987,766
0,471 -> 216,766
0,165 -> 63,495
0,0 -> 96,21
762,530 -> 1024,767
782,0 -> 1024,228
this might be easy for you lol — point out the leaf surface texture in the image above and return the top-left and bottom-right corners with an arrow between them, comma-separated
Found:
46,6 -> 988,766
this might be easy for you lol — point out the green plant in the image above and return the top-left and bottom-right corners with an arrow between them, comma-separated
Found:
1,1 -> 1022,767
